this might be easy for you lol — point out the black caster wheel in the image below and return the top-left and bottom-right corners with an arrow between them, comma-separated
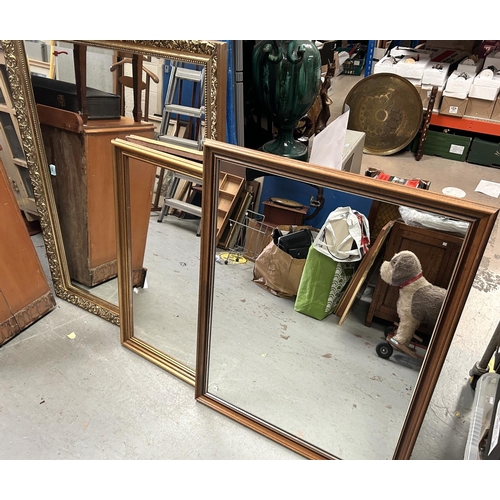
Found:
376,341 -> 393,359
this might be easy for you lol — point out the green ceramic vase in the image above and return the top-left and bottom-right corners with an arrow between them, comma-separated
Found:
252,40 -> 321,161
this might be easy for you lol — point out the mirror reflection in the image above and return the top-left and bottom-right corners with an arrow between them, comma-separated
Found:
29,41 -> 160,306
132,208 -> 201,369
205,166 -> 468,460
16,39 -> 225,328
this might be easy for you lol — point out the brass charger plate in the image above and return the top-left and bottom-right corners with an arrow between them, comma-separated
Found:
269,197 -> 304,209
343,73 -> 423,156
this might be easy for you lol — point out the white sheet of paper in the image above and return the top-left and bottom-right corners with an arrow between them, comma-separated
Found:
475,180 -> 500,198
308,106 -> 350,170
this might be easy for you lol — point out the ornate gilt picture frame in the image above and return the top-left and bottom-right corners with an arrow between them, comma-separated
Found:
1,40 -> 227,325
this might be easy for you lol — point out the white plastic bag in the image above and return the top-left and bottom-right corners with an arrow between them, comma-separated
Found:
313,207 -> 370,262
398,206 -> 469,236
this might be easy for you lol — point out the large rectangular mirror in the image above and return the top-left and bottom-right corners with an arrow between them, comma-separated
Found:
196,139 -> 498,459
112,138 -> 203,384
1,40 -> 226,325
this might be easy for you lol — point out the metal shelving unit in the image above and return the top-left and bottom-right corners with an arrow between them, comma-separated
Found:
430,113 -> 500,137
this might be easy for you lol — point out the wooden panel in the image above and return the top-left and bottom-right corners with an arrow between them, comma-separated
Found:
216,172 -> 245,244
40,122 -> 89,283
36,104 -> 84,133
129,157 -> 157,271
0,158 -> 55,345
86,120 -> 155,270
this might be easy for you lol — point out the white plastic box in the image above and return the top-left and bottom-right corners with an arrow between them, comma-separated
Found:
484,50 -> 500,70
422,63 -> 451,87
457,56 -> 484,75
468,71 -> 500,101
445,70 -> 475,95
464,372 -> 500,460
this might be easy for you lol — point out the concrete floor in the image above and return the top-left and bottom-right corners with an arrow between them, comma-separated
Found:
2,73 -> 500,461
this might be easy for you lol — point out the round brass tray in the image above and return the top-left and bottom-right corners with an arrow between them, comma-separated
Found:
343,73 -> 423,156
269,197 -> 304,209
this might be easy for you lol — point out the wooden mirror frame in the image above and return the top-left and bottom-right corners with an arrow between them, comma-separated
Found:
196,139 -> 498,460
1,40 -> 227,325
112,138 -> 203,385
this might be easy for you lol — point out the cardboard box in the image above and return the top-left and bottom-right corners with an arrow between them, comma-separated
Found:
439,95 -> 469,117
426,41 -> 480,53
464,97 -> 496,119
491,96 -> 500,121
467,137 -> 500,168
418,85 -> 443,110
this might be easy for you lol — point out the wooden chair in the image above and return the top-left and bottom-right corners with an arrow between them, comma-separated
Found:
110,53 -> 160,122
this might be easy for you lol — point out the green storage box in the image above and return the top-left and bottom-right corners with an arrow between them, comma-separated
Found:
411,130 -> 472,161
467,137 -> 500,168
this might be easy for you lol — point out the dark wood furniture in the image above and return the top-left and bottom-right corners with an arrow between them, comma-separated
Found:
37,104 -> 156,287
262,199 -> 309,227
0,158 -> 56,346
366,220 -> 464,334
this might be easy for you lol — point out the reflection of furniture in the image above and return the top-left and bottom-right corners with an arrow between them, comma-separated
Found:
0,48 -> 38,221
158,172 -> 203,236
0,158 -> 56,346
217,173 -> 245,244
366,221 -> 464,334
262,199 -> 309,227
36,104 -> 156,287
110,55 -> 159,122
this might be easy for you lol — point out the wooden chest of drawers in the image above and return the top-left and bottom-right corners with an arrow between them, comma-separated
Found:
366,221 -> 464,333
37,104 -> 156,287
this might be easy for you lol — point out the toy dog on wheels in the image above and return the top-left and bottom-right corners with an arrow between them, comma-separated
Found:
375,250 -> 446,360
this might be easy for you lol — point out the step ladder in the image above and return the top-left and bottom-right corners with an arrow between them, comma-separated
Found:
156,60 -> 205,225
158,60 -> 205,150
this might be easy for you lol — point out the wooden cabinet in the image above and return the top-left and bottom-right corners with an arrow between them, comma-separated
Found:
366,221 -> 464,333
0,46 -> 38,221
37,104 -> 156,287
0,158 -> 56,346
262,199 -> 309,227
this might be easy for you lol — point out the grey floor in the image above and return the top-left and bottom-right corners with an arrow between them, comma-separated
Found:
2,74 -> 500,461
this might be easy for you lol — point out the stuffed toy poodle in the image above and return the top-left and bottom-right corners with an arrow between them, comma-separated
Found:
379,250 -> 446,357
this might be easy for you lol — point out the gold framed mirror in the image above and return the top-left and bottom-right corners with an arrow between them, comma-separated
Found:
1,40 -> 226,325
195,139 -> 498,460
112,138 -> 203,384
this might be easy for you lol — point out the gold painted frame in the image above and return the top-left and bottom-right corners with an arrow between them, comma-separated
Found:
196,139 -> 498,460
1,40 -> 227,325
112,138 -> 203,385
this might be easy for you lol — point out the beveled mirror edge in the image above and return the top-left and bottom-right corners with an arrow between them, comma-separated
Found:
196,139 -> 499,460
3,39 -> 226,326
112,138 -> 203,385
